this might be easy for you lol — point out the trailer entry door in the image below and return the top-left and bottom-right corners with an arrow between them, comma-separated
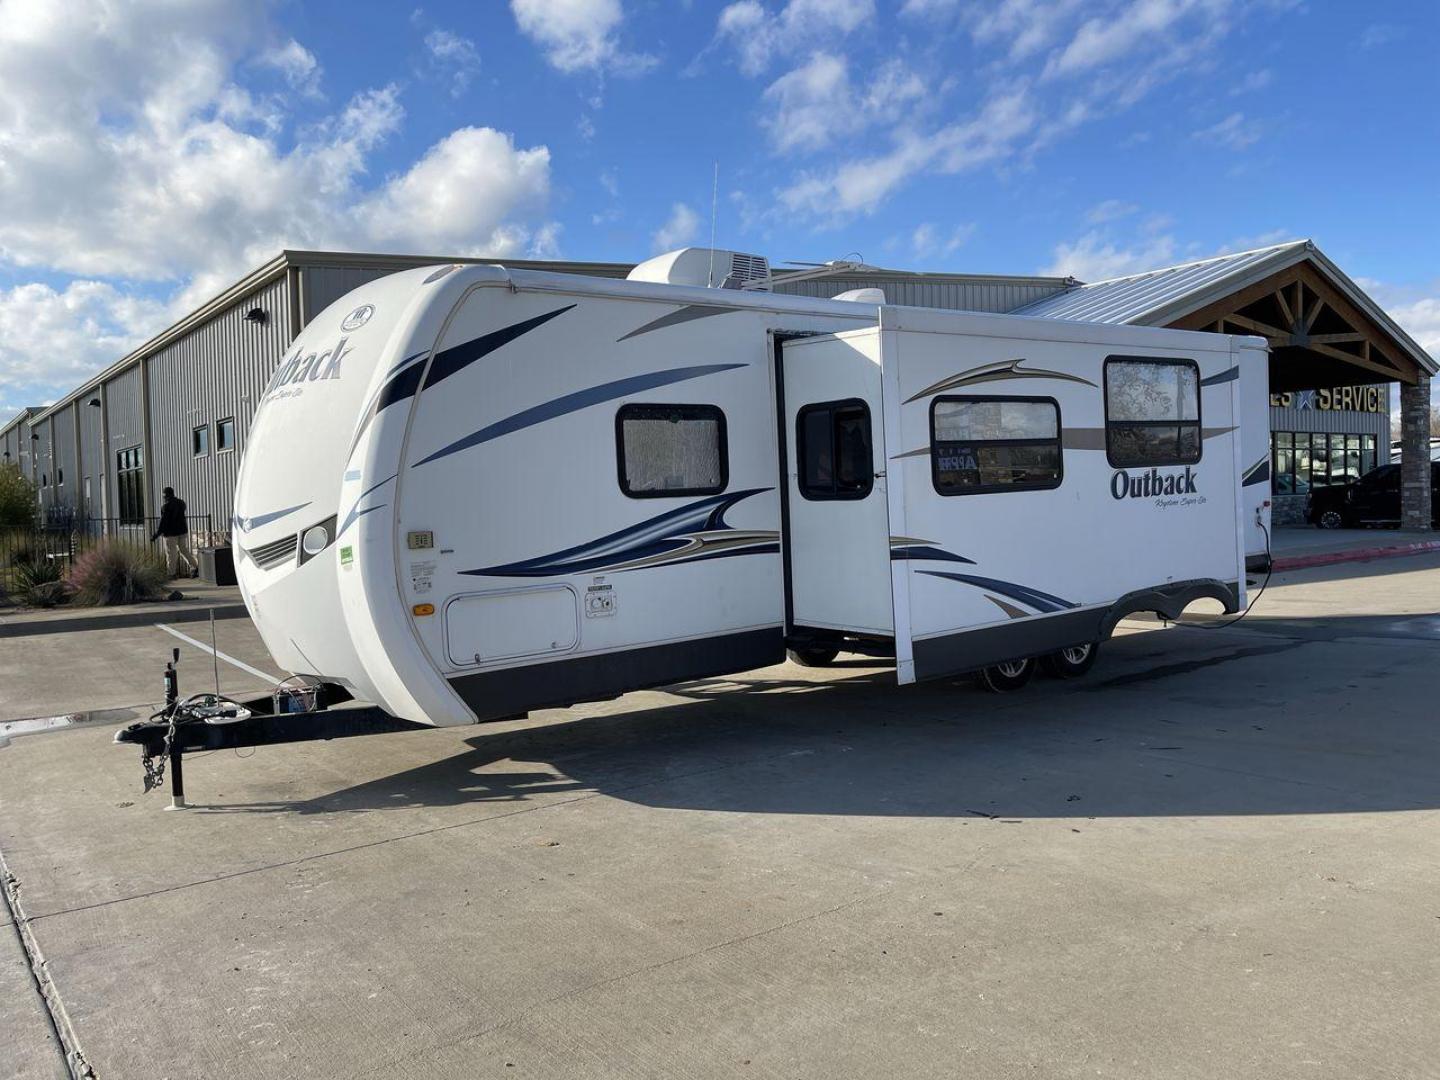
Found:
778,331 -> 894,642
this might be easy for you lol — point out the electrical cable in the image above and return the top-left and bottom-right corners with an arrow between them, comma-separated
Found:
1182,519 -> 1274,631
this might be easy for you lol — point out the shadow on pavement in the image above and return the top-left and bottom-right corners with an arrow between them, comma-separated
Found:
198,616 -> 1440,822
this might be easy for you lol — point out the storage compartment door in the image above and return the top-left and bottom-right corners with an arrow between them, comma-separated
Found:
445,586 -> 579,667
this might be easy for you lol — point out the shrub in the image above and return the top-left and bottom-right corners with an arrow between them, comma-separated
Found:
13,556 -> 67,607
67,542 -> 169,606
0,463 -> 38,529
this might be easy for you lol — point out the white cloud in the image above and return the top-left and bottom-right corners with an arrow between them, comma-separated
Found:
1086,199 -> 1139,224
1360,24 -> 1401,49
1194,111 -> 1262,150
0,0 -> 559,412
509,0 -> 656,75
1043,0 -> 1230,80
258,39 -> 322,97
0,281 -> 168,418
1231,68 -> 1272,94
359,127 -> 553,255
424,29 -> 481,97
910,222 -> 976,260
1041,231 -> 1179,280
762,53 -> 925,154
778,84 -> 1036,219
653,203 -> 701,252
715,0 -> 875,75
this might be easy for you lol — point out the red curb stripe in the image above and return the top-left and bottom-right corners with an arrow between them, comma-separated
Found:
1273,539 -> 1440,572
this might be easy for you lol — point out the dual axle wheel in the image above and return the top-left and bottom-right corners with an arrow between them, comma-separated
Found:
976,643 -> 1098,692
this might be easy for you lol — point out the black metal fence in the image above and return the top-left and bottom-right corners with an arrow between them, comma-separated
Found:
0,514 -> 214,595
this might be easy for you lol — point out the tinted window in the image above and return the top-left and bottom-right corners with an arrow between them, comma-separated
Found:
931,397 -> 1062,495
216,417 -> 236,452
1104,358 -> 1201,468
193,425 -> 209,456
617,404 -> 727,497
798,400 -> 873,500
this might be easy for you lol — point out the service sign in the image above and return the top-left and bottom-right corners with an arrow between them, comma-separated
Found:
1270,385 -> 1388,413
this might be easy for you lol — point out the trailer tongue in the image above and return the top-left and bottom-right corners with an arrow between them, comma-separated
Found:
113,650 -> 425,809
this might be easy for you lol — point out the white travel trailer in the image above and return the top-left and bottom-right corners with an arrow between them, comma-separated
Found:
231,254 -> 1269,726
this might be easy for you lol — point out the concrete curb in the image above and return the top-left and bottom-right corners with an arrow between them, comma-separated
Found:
0,602 -> 249,639
1273,538 -> 1440,572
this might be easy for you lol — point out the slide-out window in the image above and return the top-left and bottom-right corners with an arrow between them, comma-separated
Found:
616,403 -> 727,497
931,396 -> 1062,495
1104,357 -> 1201,467
797,399 -> 873,500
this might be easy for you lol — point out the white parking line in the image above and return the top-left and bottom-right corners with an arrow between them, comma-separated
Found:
154,623 -> 282,685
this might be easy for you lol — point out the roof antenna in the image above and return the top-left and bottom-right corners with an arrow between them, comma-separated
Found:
707,160 -> 719,288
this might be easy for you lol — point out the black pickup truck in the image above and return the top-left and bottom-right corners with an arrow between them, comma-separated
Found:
1307,462 -> 1440,528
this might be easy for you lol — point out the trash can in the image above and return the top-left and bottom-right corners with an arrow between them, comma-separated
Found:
199,546 -> 236,586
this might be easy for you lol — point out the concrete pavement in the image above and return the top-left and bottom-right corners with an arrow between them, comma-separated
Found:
1,556 -> 1438,1079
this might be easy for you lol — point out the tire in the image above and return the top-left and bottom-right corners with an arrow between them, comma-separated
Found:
1316,509 -> 1347,530
788,645 -> 840,668
977,657 -> 1035,693
1040,642 -> 1099,679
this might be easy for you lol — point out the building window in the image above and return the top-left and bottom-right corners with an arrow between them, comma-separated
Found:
1271,432 -> 1376,494
216,417 -> 236,452
797,400 -> 873,500
931,396 -> 1062,495
193,424 -> 210,457
1104,357 -> 1201,468
57,469 -> 63,487
116,445 -> 145,525
616,404 -> 727,497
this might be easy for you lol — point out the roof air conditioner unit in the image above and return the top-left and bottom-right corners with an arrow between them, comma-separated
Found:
627,248 -> 771,290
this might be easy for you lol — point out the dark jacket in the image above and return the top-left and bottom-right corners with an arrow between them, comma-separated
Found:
153,497 -> 188,539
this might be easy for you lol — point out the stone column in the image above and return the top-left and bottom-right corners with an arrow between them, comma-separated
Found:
1399,374 -> 1432,530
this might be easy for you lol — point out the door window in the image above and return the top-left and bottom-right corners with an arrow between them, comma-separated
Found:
797,400 -> 873,500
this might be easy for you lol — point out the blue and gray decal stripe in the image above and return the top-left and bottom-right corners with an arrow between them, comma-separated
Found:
917,570 -> 1077,613
337,473 -> 398,538
348,305 -> 576,458
1242,456 -> 1270,487
414,362 -> 746,468
233,501 -> 311,534
617,304 -> 739,342
1200,366 -> 1239,386
464,488 -> 772,577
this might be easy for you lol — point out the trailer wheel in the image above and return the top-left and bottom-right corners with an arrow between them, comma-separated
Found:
788,646 -> 840,667
1040,642 -> 1098,679
977,657 -> 1035,693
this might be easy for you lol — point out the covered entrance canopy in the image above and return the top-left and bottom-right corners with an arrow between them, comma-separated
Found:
1015,240 -> 1436,528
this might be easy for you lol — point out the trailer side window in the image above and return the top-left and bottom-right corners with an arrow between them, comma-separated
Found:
1104,357 -> 1201,467
930,397 -> 1062,496
616,404 -> 727,497
798,400 -> 873,500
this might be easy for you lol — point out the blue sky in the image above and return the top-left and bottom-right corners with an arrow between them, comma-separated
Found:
2,0 -> 1438,422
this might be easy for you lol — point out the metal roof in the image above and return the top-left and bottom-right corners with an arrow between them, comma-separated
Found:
1012,239 -> 1436,375
0,406 -> 43,440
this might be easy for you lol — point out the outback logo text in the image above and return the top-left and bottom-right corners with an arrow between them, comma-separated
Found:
1110,467 -> 1198,500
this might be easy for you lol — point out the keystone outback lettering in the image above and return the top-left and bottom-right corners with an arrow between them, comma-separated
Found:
1111,467 -> 1198,500
264,337 -> 351,397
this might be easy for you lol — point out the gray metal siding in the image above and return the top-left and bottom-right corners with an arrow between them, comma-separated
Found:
50,407 -> 76,513
79,398 -> 102,514
104,365 -> 145,520
301,265 -> 408,325
146,275 -> 295,539
771,277 -> 1067,314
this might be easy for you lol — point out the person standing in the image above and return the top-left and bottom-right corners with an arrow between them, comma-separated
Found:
152,486 -> 198,578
